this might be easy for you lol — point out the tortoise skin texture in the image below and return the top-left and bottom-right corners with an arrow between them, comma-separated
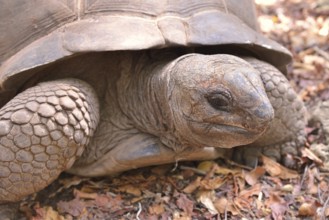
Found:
0,0 -> 305,203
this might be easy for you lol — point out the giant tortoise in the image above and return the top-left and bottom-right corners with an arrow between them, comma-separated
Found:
0,0 -> 306,203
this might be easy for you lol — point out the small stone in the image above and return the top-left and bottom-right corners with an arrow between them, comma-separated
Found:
55,112 -> 68,125
38,103 -> 56,117
13,133 -> 31,148
11,109 -> 33,124
34,124 -> 48,137
26,101 -> 39,112
60,96 -> 76,110
0,121 -> 12,136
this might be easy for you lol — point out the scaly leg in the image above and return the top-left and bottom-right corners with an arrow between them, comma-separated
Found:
0,79 -> 99,202
233,58 -> 306,167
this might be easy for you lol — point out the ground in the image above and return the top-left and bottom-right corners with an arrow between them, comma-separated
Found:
10,0 -> 329,219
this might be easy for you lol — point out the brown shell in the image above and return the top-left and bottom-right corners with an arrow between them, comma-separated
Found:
0,0 -> 291,104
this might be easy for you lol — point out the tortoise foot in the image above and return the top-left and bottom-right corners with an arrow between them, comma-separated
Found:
0,79 -> 99,202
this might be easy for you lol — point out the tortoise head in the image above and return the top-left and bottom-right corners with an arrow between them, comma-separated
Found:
164,54 -> 274,149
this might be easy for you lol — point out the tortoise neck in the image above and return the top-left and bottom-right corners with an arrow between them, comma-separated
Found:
115,53 -> 183,151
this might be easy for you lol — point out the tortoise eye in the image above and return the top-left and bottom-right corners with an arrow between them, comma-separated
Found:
206,92 -> 232,111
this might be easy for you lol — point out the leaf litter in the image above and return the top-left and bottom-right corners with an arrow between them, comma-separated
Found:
13,0 -> 329,219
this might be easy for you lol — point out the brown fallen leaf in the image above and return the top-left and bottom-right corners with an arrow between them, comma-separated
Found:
183,176 -> 201,194
57,198 -> 86,217
301,147 -> 324,165
118,184 -> 142,197
243,166 -> 266,186
74,188 -> 98,200
148,203 -> 165,215
262,155 -> 299,179
200,176 -> 227,190
214,197 -> 239,216
176,193 -> 194,217
239,183 -> 262,199
265,193 -> 287,220
196,190 -> 218,215
32,205 -> 65,220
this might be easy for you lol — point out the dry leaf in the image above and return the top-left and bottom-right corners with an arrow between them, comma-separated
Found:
243,166 -> 266,186
33,206 -> 65,220
118,184 -> 142,196
183,176 -> 201,194
196,190 -> 218,215
239,183 -> 262,199
200,176 -> 226,190
214,197 -> 239,215
262,155 -> 299,179
301,147 -> 324,165
148,203 -> 165,215
74,188 -> 97,200
57,198 -> 86,217
197,161 -> 216,173
176,193 -> 194,216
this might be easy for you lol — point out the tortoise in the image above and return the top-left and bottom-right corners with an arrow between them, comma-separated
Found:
0,0 -> 306,203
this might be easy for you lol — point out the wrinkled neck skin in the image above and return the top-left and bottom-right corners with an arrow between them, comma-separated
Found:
115,52 -> 183,151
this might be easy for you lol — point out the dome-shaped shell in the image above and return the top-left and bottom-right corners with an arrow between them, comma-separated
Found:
0,0 -> 291,105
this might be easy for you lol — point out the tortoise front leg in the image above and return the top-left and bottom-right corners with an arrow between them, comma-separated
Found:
234,58 -> 306,167
0,79 -> 99,203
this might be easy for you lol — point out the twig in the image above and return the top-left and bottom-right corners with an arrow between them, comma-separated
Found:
321,195 -> 329,220
225,159 -> 253,171
136,202 -> 142,220
180,165 -> 207,175
314,46 -> 329,61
